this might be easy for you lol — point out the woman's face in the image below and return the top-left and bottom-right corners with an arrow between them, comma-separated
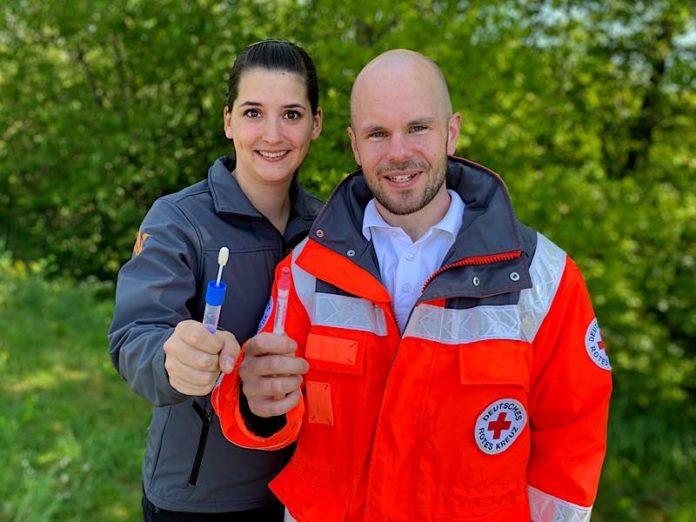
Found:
224,68 -> 322,188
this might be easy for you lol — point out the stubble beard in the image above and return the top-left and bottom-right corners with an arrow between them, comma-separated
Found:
368,155 -> 448,216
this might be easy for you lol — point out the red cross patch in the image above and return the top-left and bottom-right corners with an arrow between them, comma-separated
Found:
585,318 -> 611,370
475,399 -> 527,455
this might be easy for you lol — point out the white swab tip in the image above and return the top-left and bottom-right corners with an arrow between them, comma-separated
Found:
218,247 -> 229,266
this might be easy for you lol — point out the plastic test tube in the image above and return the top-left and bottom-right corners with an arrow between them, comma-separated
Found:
273,267 -> 291,335
202,247 -> 229,334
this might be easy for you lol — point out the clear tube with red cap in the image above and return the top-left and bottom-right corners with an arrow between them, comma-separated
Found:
273,267 -> 291,335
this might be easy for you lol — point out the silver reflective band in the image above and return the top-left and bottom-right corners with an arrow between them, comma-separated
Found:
404,304 -> 521,344
518,234 -> 566,342
314,293 -> 388,335
290,239 -> 387,336
404,233 -> 566,344
528,485 -> 592,522
290,238 -> 316,315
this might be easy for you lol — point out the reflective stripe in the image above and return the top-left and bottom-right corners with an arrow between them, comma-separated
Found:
291,238 -> 316,316
404,233 -> 566,344
290,239 -> 388,336
404,304 -> 521,344
518,233 -> 566,343
314,293 -> 388,335
528,485 -> 592,522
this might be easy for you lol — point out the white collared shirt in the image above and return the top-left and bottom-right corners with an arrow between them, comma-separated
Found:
362,190 -> 465,332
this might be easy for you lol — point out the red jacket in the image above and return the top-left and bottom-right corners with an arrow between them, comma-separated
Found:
214,157 -> 612,521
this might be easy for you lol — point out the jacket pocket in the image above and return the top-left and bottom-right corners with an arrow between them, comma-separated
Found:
459,340 -> 531,392
305,332 -> 366,375
303,332 -> 367,427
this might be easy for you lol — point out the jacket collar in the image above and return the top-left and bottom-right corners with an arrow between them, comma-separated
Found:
208,156 -> 320,221
303,156 -> 531,299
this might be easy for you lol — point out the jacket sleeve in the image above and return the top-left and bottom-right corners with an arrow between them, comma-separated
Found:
108,198 -> 201,407
212,256 -> 308,450
527,256 -> 612,521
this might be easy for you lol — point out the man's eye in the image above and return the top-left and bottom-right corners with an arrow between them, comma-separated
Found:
243,109 -> 261,118
368,131 -> 386,139
411,125 -> 428,133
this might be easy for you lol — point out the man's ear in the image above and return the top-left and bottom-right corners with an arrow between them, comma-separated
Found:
347,126 -> 361,165
446,112 -> 461,156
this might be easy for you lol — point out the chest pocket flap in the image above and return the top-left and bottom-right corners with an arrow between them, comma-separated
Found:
305,333 -> 365,375
459,341 -> 531,392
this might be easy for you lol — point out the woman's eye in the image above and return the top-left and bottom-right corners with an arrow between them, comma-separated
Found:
243,109 -> 261,118
284,110 -> 302,120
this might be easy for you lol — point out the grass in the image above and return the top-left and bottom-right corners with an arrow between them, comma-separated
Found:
0,258 -> 694,520
0,261 -> 150,521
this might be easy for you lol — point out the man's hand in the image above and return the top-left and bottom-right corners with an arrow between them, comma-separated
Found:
164,320 -> 240,396
239,332 -> 309,418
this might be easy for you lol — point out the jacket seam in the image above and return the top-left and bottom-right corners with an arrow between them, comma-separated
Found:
158,198 -> 204,284
147,406 -> 173,491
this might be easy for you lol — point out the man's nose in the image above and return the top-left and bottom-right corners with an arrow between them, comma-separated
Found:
386,133 -> 410,162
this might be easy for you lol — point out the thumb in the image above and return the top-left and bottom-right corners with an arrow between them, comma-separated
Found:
217,331 -> 240,373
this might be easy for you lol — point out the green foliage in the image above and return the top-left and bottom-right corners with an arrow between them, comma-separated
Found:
597,393 -> 696,521
0,256 -> 150,521
1,0 -> 695,519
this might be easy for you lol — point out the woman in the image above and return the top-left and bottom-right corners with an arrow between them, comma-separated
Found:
108,40 -> 323,521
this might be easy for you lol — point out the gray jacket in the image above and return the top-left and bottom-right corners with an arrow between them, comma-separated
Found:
108,156 -> 322,512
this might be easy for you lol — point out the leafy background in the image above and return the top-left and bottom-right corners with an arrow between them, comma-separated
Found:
1,0 -> 694,520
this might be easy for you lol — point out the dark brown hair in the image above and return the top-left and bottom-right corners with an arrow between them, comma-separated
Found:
226,39 -> 319,115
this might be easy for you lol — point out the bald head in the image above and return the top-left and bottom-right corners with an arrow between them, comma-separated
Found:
346,49 -> 461,238
350,49 -> 453,126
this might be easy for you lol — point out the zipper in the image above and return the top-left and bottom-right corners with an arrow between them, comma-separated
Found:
420,250 -> 522,294
188,398 -> 213,486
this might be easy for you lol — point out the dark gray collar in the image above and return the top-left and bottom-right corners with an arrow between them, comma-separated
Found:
207,156 -> 320,221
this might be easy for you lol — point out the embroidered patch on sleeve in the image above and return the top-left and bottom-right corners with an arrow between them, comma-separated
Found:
585,318 -> 611,370
475,399 -> 527,455
257,297 -> 273,333
133,231 -> 151,256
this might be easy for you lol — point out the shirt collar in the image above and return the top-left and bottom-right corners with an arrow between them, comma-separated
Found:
362,189 -> 465,241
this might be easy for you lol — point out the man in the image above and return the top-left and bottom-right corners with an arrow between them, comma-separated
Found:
213,49 -> 612,521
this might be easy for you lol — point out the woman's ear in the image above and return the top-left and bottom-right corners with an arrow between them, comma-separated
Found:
311,107 -> 323,140
223,106 -> 234,140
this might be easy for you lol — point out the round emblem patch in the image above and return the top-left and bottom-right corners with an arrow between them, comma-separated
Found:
257,297 -> 273,333
585,318 -> 611,370
474,399 -> 527,455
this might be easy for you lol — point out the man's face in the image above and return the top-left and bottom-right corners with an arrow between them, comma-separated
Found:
348,64 -> 460,218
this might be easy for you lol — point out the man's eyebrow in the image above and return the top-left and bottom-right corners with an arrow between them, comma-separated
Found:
359,117 -> 436,133
409,117 -> 436,126
360,124 -> 386,134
